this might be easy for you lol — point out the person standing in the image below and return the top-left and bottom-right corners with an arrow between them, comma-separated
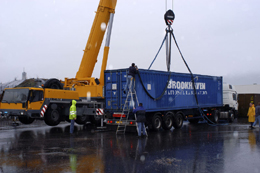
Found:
69,100 -> 77,134
133,103 -> 147,137
252,102 -> 260,128
247,103 -> 255,128
124,63 -> 138,94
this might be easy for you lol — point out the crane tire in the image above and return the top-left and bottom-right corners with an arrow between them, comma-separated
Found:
19,117 -> 35,124
75,115 -> 89,125
43,78 -> 63,89
44,107 -> 61,126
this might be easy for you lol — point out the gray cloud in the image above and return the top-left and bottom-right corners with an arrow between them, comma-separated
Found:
1,0 -> 260,85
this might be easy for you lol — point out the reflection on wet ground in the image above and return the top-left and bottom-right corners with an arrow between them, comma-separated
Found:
0,119 -> 260,173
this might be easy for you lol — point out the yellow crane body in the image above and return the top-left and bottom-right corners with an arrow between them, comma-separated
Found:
0,0 -> 116,126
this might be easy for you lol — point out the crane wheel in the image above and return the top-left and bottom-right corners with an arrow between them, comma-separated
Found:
19,117 -> 35,124
90,115 -> 101,126
75,115 -> 89,125
44,107 -> 61,126
43,78 -> 63,89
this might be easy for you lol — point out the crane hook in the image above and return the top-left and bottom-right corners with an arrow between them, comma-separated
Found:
164,10 -> 175,26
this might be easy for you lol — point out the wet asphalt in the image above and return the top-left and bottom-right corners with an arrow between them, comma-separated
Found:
0,119 -> 260,173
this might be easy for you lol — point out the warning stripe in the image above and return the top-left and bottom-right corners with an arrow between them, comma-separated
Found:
40,105 -> 48,117
167,19 -> 173,25
96,108 -> 104,115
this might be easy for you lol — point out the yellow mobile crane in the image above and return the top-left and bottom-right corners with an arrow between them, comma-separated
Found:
0,0 -> 117,126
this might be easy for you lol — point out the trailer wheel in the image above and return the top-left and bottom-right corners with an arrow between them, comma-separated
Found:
228,110 -> 235,123
19,117 -> 35,124
75,115 -> 88,125
162,112 -> 173,130
151,113 -> 162,131
44,108 -> 61,126
172,112 -> 183,129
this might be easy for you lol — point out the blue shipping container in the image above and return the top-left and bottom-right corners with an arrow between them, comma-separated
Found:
104,69 -> 223,113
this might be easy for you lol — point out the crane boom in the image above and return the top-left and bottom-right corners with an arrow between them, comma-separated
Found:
63,0 -> 117,99
76,0 -> 117,79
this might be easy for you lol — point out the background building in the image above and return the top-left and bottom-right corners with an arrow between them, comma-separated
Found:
0,71 -> 27,93
235,84 -> 260,118
0,71 -> 46,94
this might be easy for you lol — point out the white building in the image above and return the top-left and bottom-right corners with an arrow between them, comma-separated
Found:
235,84 -> 260,94
0,72 -> 27,93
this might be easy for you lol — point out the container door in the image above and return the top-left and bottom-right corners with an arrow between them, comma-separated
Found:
105,71 -> 120,110
120,70 -> 128,110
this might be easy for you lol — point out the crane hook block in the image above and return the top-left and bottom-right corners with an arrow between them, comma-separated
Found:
164,10 -> 175,25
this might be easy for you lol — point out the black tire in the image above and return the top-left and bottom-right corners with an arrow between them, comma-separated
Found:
19,117 -> 35,124
44,108 -> 61,126
228,110 -> 235,123
188,119 -> 199,124
44,117 -> 51,126
90,115 -> 101,126
151,113 -> 162,131
172,112 -> 184,129
43,78 -> 63,89
211,110 -> 219,123
75,115 -> 89,125
162,112 -> 173,130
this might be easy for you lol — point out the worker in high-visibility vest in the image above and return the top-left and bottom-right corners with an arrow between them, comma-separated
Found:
69,100 -> 77,134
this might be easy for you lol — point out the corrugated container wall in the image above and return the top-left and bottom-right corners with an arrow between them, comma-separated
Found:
104,69 -> 223,113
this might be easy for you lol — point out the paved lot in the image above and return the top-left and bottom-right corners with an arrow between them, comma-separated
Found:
0,118 -> 260,173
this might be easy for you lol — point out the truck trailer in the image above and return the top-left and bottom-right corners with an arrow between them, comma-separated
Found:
105,69 -> 238,131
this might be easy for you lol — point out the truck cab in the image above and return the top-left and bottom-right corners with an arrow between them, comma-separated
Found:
0,87 -> 44,124
1,88 -> 44,111
223,84 -> 238,111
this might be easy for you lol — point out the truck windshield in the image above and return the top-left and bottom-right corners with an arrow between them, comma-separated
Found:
1,89 -> 29,103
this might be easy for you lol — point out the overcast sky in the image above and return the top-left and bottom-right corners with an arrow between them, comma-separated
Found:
0,0 -> 259,85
